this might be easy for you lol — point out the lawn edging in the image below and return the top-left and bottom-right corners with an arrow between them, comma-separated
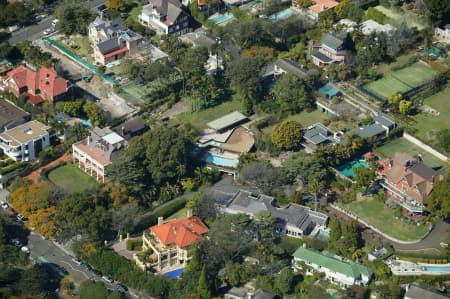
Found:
40,161 -> 68,181
330,203 -> 433,244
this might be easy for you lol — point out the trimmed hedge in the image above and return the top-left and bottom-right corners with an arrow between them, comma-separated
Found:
132,198 -> 187,234
126,239 -> 142,251
0,161 -> 27,175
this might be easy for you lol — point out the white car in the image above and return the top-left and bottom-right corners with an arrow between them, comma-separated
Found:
21,246 -> 30,254
0,201 -> 8,209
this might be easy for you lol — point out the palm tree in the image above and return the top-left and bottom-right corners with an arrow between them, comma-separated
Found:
308,179 -> 324,211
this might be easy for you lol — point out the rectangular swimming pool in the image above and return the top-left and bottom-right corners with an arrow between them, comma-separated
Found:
204,152 -> 238,168
210,14 -> 233,24
164,268 -> 184,279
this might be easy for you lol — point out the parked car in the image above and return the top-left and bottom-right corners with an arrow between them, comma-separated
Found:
16,214 -> 25,222
71,258 -> 82,266
116,283 -> 128,293
81,263 -> 92,271
92,269 -> 102,277
21,246 -> 30,254
0,201 -> 8,209
102,276 -> 114,284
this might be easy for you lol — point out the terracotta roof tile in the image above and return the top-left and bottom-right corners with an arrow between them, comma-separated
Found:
151,216 -> 208,248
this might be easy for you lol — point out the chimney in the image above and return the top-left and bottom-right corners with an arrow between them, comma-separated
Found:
186,209 -> 192,218
158,216 -> 164,225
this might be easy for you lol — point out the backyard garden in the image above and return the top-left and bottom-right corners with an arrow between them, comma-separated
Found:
342,198 -> 430,241
47,163 -> 98,194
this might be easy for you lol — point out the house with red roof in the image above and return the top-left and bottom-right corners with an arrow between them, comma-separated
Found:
377,152 -> 444,214
141,211 -> 208,272
5,65 -> 68,104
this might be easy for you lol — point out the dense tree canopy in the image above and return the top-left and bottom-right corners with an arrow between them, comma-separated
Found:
272,120 -> 303,150
427,173 -> 450,220
271,74 -> 315,116
55,0 -> 95,35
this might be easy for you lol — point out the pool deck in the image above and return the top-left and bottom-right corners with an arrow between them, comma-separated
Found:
386,258 -> 450,276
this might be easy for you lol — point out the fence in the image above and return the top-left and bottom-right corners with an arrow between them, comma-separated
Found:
403,133 -> 448,161
329,203 -> 433,245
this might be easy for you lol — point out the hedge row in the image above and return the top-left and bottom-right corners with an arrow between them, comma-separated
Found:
0,161 -> 27,175
126,239 -> 142,251
132,198 -> 187,234
40,161 -> 68,181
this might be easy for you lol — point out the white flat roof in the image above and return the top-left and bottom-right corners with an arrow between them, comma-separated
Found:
102,132 -> 124,145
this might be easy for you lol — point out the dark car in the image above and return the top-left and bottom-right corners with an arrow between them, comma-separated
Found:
92,269 -> 102,277
116,283 -> 128,293
81,263 -> 92,271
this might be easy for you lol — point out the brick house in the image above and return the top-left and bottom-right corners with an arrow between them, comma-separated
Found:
141,212 -> 208,272
5,65 -> 68,104
377,152 -> 444,213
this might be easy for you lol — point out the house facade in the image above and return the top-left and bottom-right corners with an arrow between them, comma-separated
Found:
139,0 -> 191,35
88,17 -> 143,65
0,120 -> 50,162
377,152 -> 444,213
292,246 -> 373,288
5,65 -> 68,104
312,33 -> 347,66
141,212 -> 208,272
434,25 -> 450,44
221,190 -> 328,238
72,127 -> 127,182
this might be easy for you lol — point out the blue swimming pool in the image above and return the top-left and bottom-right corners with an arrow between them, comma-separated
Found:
338,160 -> 369,178
204,152 -> 238,168
424,265 -> 450,273
269,8 -> 294,21
78,118 -> 92,128
164,268 -> 184,279
210,14 -> 233,24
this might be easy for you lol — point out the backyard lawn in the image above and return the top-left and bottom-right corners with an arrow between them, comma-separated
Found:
375,137 -> 443,168
343,198 -> 430,241
262,109 -> 330,135
167,207 -> 188,220
410,88 -> 450,154
48,164 -> 98,194
174,99 -> 243,130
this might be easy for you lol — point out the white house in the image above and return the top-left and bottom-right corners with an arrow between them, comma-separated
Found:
292,245 -> 373,288
139,0 -> 191,35
0,120 -> 50,162
435,25 -> 450,44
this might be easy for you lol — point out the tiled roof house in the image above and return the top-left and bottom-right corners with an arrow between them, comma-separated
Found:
6,65 -> 68,104
312,33 -> 348,67
377,152 -> 444,213
139,0 -> 191,35
142,212 -> 208,272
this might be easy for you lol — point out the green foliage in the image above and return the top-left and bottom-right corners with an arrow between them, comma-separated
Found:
365,7 -> 388,24
398,100 -> 413,115
271,74 -> 314,116
281,151 -> 331,185
79,280 -> 124,299
83,101 -> 104,126
354,164 -> 375,188
79,247 -> 171,297
197,265 -> 211,299
0,2 -> 33,27
335,0 -> 364,22
55,0 -> 95,35
272,120 -> 303,150
125,239 -> 142,251
57,99 -> 84,117
15,41 -> 52,68
427,173 -> 450,220
238,161 -> 279,192
328,218 -> 342,248
275,267 -> 294,294
423,0 -> 450,26
436,129 -> 450,153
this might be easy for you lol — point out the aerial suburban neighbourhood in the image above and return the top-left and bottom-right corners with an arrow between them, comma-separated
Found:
0,0 -> 449,298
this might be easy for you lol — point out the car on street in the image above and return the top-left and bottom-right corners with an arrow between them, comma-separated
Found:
16,214 -> 25,222
92,269 -> 102,277
116,283 -> 128,293
102,275 -> 114,284
81,263 -> 92,271
0,201 -> 8,209
71,258 -> 82,265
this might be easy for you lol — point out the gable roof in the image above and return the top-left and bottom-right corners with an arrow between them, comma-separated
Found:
293,246 -> 373,279
321,33 -> 345,50
151,216 -> 208,248
0,100 -> 29,131
352,123 -> 386,138
303,123 -> 335,145
405,285 -> 450,299
207,111 -> 248,131
147,0 -> 184,23
274,58 -> 309,79
308,0 -> 339,14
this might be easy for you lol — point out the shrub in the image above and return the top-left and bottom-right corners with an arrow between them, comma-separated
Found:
126,239 -> 142,251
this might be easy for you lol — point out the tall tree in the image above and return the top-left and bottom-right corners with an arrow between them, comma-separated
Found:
271,74 -> 314,116
272,120 -> 303,150
197,265 -> 211,299
275,267 -> 294,295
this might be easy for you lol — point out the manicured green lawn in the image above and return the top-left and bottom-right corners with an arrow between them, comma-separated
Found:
410,88 -> 450,154
174,99 -> 243,130
373,53 -> 414,75
167,207 -> 188,220
374,5 -> 426,29
343,198 -> 430,241
375,137 -> 443,168
48,164 -> 98,194
262,109 -> 330,135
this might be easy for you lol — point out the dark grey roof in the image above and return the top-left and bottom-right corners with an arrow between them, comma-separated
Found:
322,33 -> 345,50
312,51 -> 333,63
274,58 -> 308,79
405,285 -> 450,299
112,116 -> 148,140
353,124 -> 386,138
374,114 -> 395,129
254,289 -> 277,299
190,33 -> 217,50
97,38 -> 121,54
226,287 -> 247,298
148,0 -> 183,22
54,112 -> 72,123
303,123 -> 334,145
409,163 -> 439,180
0,100 -> 30,131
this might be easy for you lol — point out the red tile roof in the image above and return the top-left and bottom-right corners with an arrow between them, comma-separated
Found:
309,0 -> 339,14
6,65 -> 67,100
104,46 -> 128,58
151,216 -> 208,248
25,92 -> 45,105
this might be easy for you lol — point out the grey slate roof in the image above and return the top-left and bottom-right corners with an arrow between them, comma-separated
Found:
374,114 -> 395,129
405,285 -> 450,299
0,100 -> 30,132
97,38 -> 121,54
322,33 -> 345,50
148,0 -> 183,22
353,123 -> 386,138
312,51 -> 333,63
254,289 -> 277,299
112,116 -> 148,140
224,190 -> 328,233
303,123 -> 334,145
274,58 -> 308,79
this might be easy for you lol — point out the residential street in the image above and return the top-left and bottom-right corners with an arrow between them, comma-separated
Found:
8,0 -> 107,45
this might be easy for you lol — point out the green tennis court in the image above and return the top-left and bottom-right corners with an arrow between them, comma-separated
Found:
364,62 -> 437,100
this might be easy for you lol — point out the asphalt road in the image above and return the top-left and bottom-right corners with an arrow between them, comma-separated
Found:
8,0 -> 106,45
